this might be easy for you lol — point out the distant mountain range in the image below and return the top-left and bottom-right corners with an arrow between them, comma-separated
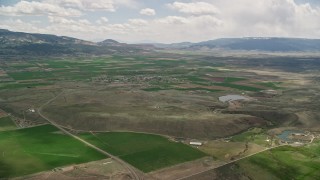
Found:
0,29 -> 150,56
192,37 -> 320,51
1,29 -> 320,57
0,29 -> 96,46
153,37 -> 320,52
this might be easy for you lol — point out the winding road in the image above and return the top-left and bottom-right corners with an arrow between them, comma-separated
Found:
37,91 -> 142,180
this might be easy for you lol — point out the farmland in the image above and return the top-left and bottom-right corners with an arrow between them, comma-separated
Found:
0,125 -> 105,178
80,132 -> 207,172
0,56 -> 276,92
0,52 -> 320,179
204,140 -> 320,180
0,116 -> 16,131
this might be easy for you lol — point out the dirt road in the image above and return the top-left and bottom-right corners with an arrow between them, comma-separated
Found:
37,91 -> 142,180
177,144 -> 287,180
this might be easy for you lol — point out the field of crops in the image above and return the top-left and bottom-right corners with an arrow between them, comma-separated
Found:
1,57 -> 271,93
0,125 -> 105,178
80,132 -> 207,172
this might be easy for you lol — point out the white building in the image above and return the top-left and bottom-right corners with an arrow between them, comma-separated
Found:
190,141 -> 202,146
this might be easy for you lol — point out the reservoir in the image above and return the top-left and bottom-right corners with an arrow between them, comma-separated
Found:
219,95 -> 248,103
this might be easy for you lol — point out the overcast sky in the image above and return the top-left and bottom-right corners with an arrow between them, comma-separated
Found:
0,0 -> 320,43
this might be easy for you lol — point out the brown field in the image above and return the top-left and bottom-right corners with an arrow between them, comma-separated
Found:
14,159 -> 132,180
199,141 -> 265,161
146,157 -> 224,180
41,87 -> 267,139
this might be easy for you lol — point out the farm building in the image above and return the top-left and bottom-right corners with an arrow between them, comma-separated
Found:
189,141 -> 202,146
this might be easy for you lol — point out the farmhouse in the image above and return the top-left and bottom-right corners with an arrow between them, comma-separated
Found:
28,108 -> 35,113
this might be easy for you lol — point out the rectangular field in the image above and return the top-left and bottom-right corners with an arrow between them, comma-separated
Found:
80,132 -> 207,172
0,125 -> 106,178
0,116 -> 16,131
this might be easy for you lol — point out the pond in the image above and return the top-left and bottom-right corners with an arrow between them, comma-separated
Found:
277,130 -> 304,142
219,95 -> 249,103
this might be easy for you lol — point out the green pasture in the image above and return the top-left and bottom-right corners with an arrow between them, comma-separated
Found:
0,125 -> 105,178
80,132 -> 207,172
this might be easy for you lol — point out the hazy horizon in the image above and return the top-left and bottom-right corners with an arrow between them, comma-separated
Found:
1,0 -> 320,43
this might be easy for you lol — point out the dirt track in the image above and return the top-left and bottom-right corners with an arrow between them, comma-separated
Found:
37,91 -> 143,180
176,144 -> 287,180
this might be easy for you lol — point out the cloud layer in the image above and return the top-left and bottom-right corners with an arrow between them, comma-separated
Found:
140,8 -> 156,16
0,0 -> 320,43
167,2 -> 220,15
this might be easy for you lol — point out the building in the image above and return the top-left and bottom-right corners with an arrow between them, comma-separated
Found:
189,141 -> 202,146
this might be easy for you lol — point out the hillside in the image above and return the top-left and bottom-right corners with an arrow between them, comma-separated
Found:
0,29 -> 147,57
0,29 -> 95,46
2,29 -> 320,56
191,38 -> 320,51
153,37 -> 320,52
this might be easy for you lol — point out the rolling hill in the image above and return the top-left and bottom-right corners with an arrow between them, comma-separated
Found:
0,29 -> 148,56
153,37 -> 320,52
2,29 -> 320,56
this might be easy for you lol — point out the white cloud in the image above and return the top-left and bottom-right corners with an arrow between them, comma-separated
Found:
1,0 -> 320,43
167,2 -> 220,15
0,0 -> 82,17
50,0 -> 116,12
206,0 -> 320,38
140,8 -> 156,16
151,15 -> 223,42
0,0 -> 140,17
48,0 -> 140,12
48,16 -> 91,26
157,16 -> 189,24
96,17 -> 109,24
114,0 -> 141,9
128,19 -> 148,25
0,18 -> 44,33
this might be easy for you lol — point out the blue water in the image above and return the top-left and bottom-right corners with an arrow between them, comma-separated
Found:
278,130 -> 304,142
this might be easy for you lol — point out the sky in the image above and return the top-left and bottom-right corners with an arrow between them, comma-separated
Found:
0,0 -> 320,43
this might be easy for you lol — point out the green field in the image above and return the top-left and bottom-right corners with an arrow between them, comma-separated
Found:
8,71 -> 56,80
0,125 -> 105,178
3,58 -> 267,92
212,82 -> 263,92
223,77 -> 247,83
0,82 -> 52,90
236,142 -> 320,179
0,116 -> 16,131
80,132 -> 207,172
143,87 -> 220,92
255,82 -> 282,89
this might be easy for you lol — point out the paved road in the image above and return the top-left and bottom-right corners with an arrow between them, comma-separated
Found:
37,91 -> 142,180
177,144 -> 287,180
